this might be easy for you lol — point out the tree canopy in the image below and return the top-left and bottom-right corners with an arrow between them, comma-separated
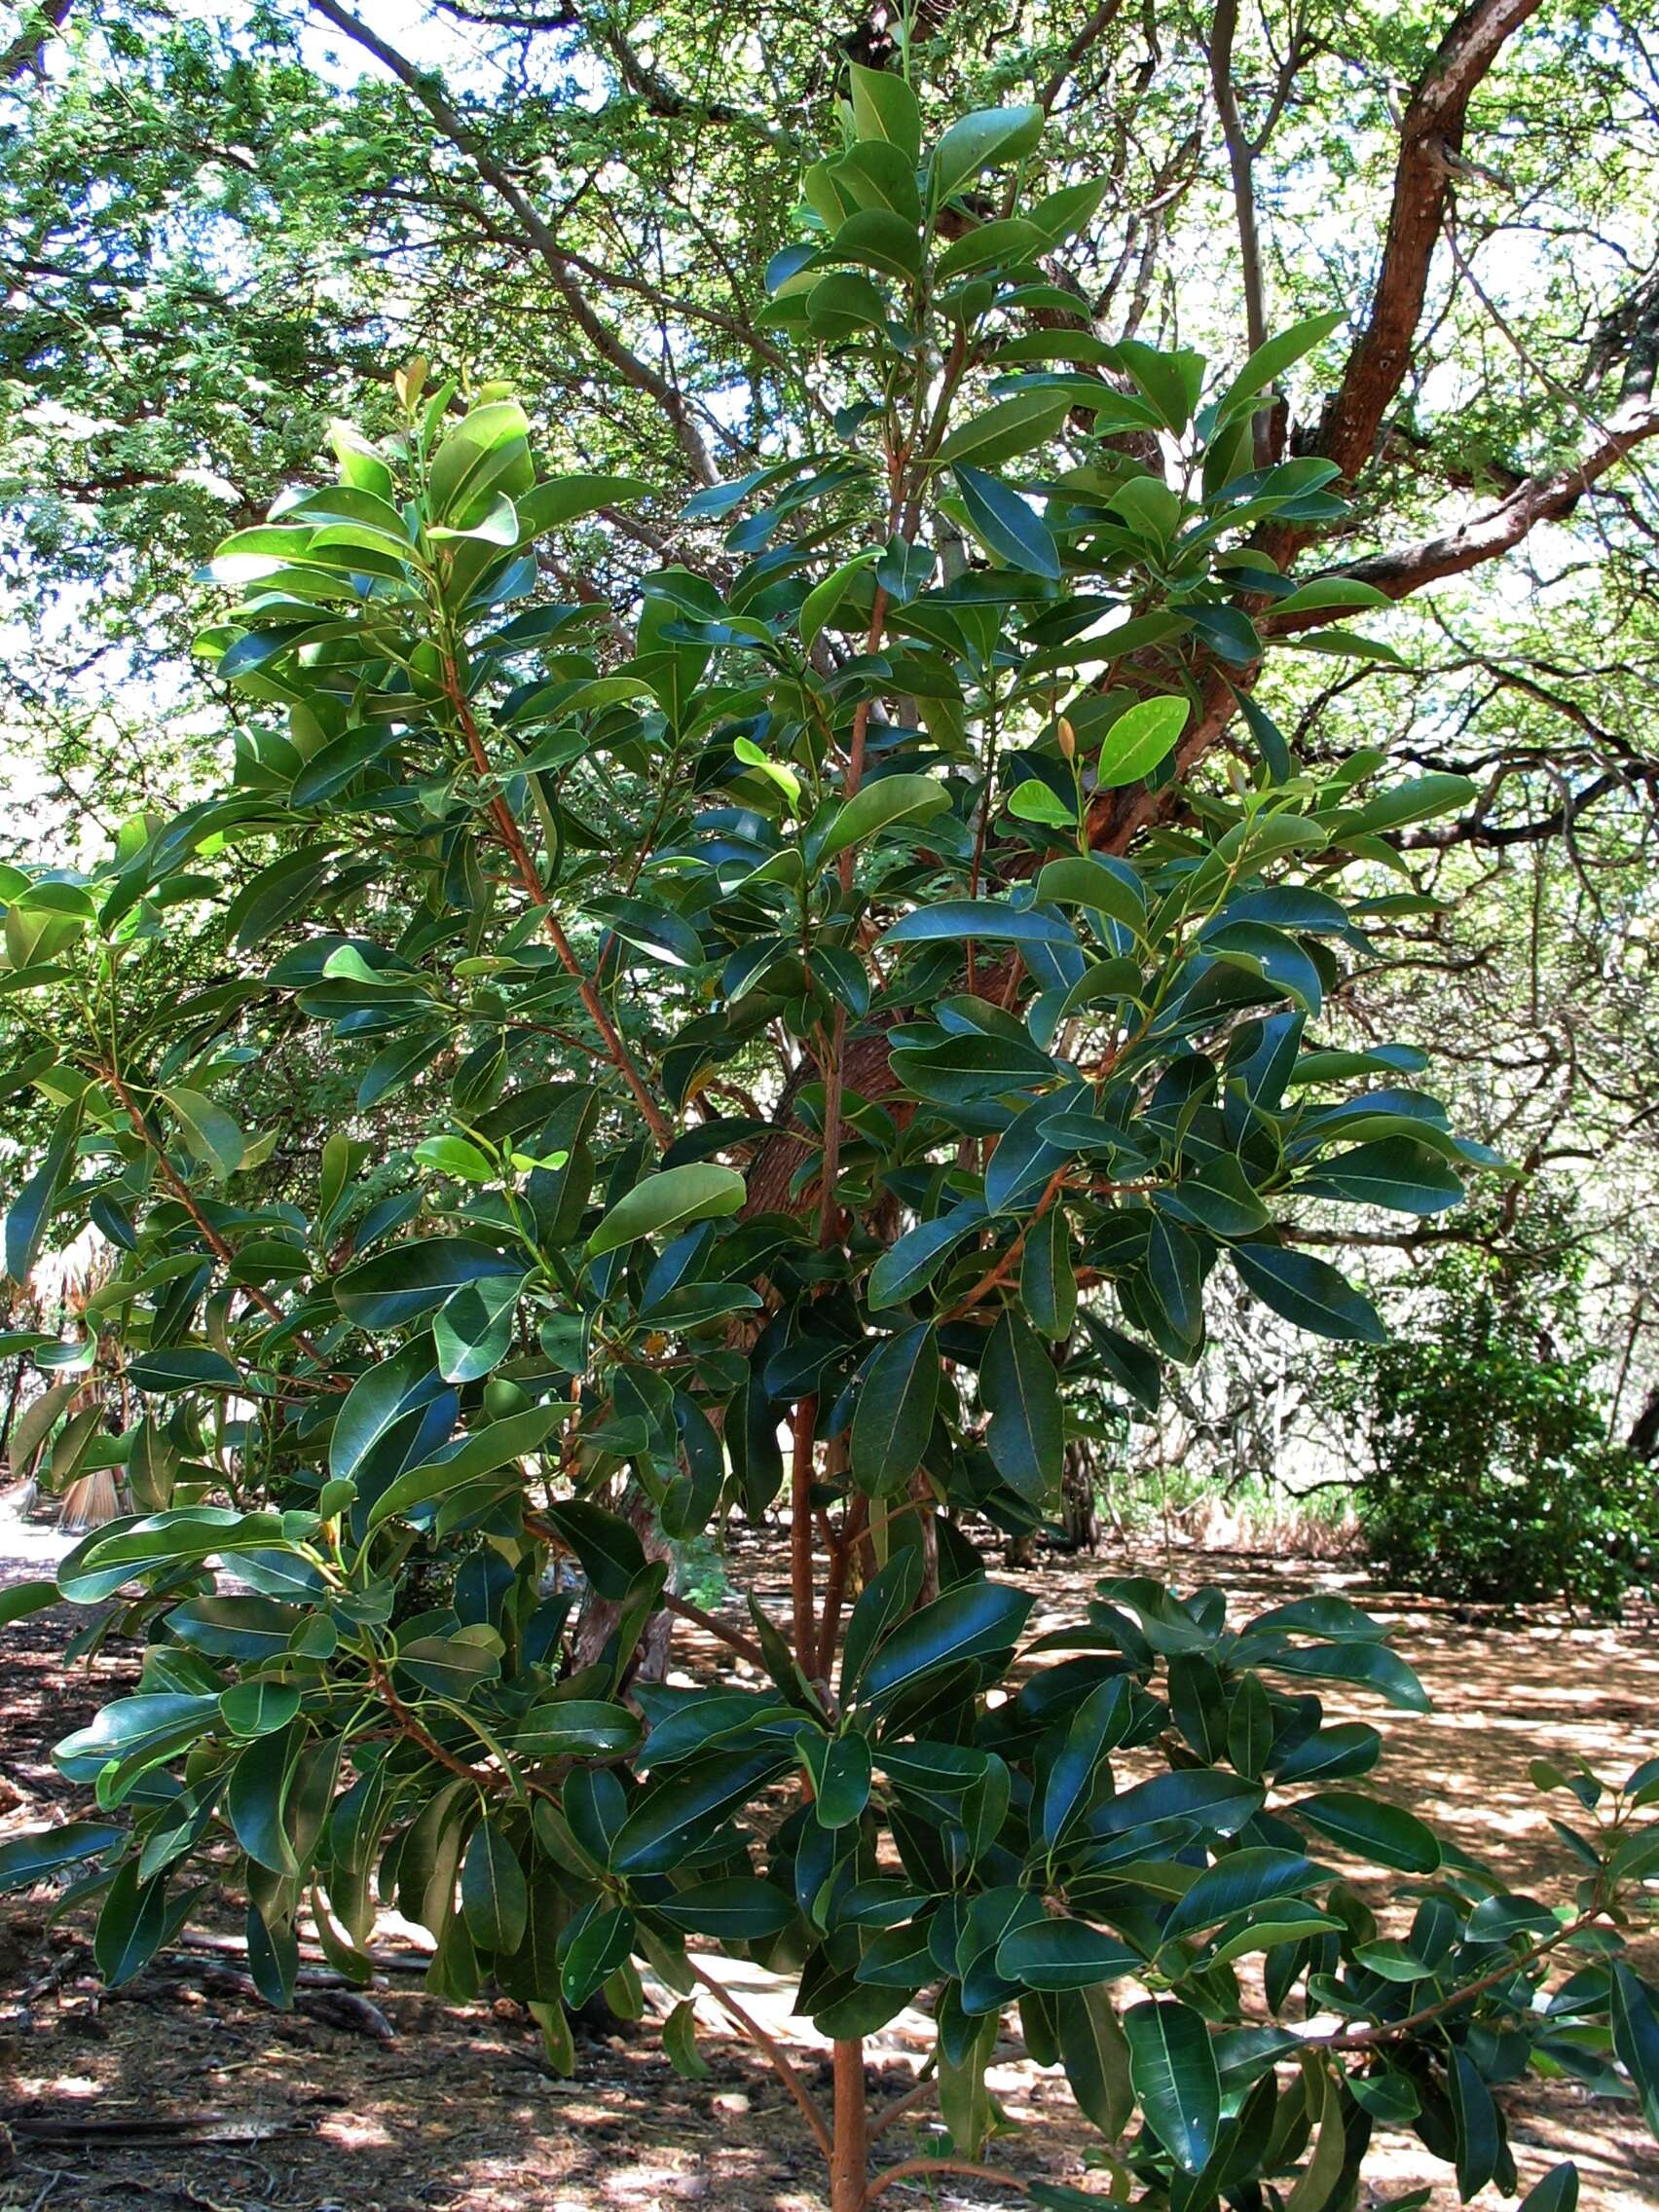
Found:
2,4 -> 1659,2208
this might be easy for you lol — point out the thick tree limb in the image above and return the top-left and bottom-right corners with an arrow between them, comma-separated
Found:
305,0 -> 720,484
1039,0 -> 1127,110
1309,0 -> 1544,489
1279,401 -> 1659,609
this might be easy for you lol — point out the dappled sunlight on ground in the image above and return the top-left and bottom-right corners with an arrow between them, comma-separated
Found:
2,1529 -> 1655,2209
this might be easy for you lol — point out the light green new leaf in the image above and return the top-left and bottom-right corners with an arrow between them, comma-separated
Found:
586,1164 -> 746,1257
1096,696 -> 1189,789
1215,309 -> 1345,421
848,61 -> 923,163
930,104 -> 1045,203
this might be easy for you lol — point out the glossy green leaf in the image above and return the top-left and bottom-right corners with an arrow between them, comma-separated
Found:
1518,2166 -> 1579,2212
850,1323 -> 940,1496
953,464 -> 1061,578
0,1820 -> 124,1893
818,773 -> 949,860
1056,1983 -> 1132,2139
857,1576 -> 1033,1705
462,1819 -> 530,1953
586,1164 -> 746,1257
931,104 -> 1045,203
433,1270 -> 527,1383
981,1308 -> 1063,1502
998,1917 -> 1139,1990
1294,1790 -> 1441,1873
938,390 -> 1070,470
1124,1998 -> 1220,2174
1611,1962 -> 1659,2137
1096,695 -> 1188,789
653,1877 -> 796,1937
1162,1847 -> 1316,1938
335,1237 -> 523,1330
848,61 -> 923,163
1231,1244 -> 1386,1343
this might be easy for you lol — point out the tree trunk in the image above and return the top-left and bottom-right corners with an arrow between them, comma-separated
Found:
1628,1381 -> 1659,1463
1061,1440 -> 1101,1552
830,2038 -> 868,2212
571,1483 -> 676,1681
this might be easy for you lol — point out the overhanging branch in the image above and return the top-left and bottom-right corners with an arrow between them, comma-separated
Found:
306,0 -> 721,485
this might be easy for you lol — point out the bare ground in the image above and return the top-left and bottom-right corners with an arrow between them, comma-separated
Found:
2,1514 -> 1655,2212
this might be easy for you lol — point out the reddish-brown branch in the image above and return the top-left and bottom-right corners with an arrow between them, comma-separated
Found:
940,1163 -> 1071,1324
816,1490 -> 867,1681
790,1393 -> 819,1672
866,2157 -> 1029,2202
441,659 -> 673,1149
366,1654 -> 494,1786
866,2055 -> 938,2142
99,1067 -> 343,1383
830,2038 -> 870,2212
1312,1911 -> 1603,2049
1309,0 -> 1545,494
306,0 -> 720,486
1279,401 -> 1659,610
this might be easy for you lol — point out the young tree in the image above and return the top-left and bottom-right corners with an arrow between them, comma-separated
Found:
3,63 -> 1657,2212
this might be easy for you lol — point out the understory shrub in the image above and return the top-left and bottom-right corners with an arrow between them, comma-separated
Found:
1340,1242 -> 1658,1612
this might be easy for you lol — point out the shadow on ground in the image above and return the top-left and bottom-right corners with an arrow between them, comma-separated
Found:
3,1524 -> 1656,2210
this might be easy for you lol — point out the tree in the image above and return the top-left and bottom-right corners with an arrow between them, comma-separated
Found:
3,72 -> 1657,2210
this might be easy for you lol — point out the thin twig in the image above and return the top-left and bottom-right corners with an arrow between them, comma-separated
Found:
441,657 -> 673,1148
684,1959 -> 831,2159
866,2050 -> 938,2142
658,1590 -> 769,1672
1310,1911 -> 1602,2049
98,1068 -> 344,1383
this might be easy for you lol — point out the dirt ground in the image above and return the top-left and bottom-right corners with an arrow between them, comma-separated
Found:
2,1514 -> 1656,2212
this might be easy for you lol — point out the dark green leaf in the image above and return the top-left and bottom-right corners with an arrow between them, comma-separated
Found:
1231,1243 -> 1386,1343
1611,1963 -> 1659,2138
335,1238 -> 523,1330
1124,1998 -> 1221,2174
1293,1790 -> 1441,1873
850,1324 -> 940,1496
857,1577 -> 1033,1705
981,1308 -> 1063,1502
953,464 -> 1060,578
998,1917 -> 1139,1990
1057,1983 -> 1132,2139
461,1819 -> 529,1953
